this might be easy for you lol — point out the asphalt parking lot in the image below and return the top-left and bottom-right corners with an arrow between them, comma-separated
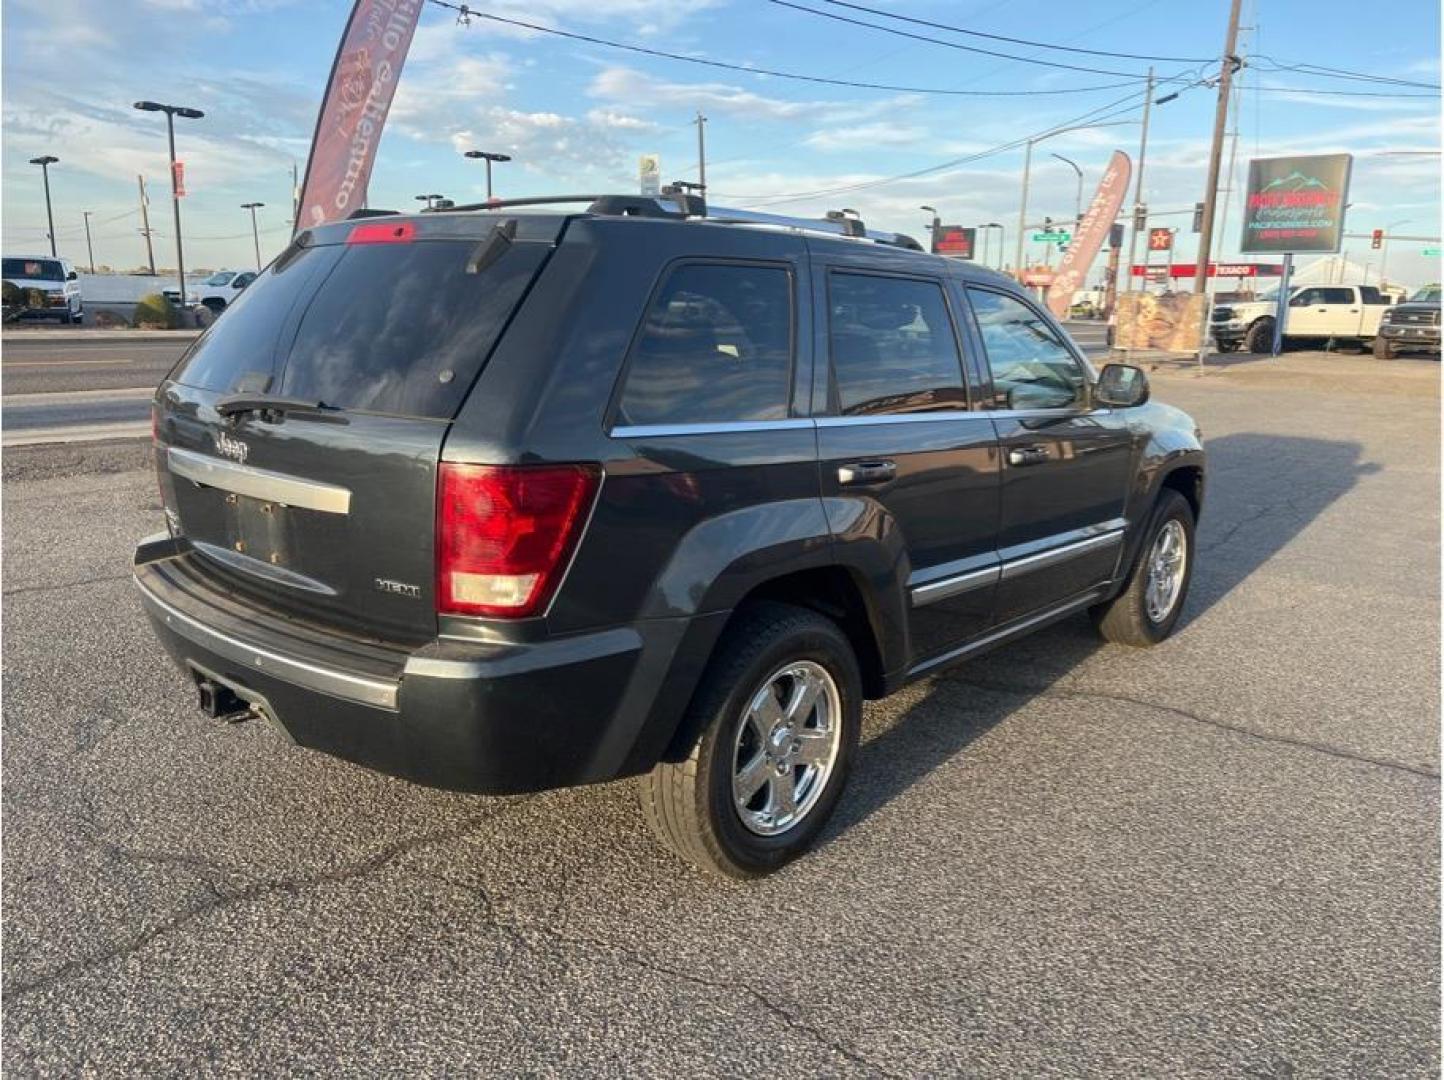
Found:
2,353 -> 1439,1076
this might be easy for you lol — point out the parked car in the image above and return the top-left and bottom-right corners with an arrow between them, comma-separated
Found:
1210,283 -> 1391,353
163,269 -> 257,315
134,194 -> 1205,878
1374,284 -> 1440,359
1,254 -> 82,323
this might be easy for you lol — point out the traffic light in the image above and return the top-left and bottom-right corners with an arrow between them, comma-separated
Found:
1192,202 -> 1205,233
1371,229 -> 1384,250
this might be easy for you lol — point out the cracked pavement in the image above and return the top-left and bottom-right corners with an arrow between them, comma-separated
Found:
3,356 -> 1439,1076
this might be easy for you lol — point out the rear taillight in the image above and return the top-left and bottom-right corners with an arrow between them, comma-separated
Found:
347,221 -> 416,244
436,463 -> 600,618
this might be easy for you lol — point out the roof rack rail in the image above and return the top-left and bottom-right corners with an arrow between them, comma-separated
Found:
438,189 -> 924,252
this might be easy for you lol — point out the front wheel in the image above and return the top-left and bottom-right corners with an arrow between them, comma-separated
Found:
1091,489 -> 1195,647
638,603 -> 861,878
1245,318 -> 1275,354
1373,335 -> 1396,360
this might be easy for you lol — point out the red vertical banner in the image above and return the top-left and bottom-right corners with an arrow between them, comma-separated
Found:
172,161 -> 186,197
1046,150 -> 1131,319
296,0 -> 424,232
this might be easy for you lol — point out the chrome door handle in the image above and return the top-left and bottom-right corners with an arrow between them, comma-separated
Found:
838,460 -> 897,486
1007,446 -> 1050,467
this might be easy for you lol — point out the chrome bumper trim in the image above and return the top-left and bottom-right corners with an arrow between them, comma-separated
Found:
167,447 -> 351,515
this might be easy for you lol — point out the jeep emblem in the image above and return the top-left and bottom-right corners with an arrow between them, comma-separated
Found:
213,430 -> 249,465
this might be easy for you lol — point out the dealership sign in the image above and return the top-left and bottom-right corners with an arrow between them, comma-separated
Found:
1240,153 -> 1353,254
935,226 -> 975,258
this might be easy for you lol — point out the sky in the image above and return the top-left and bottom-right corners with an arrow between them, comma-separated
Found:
3,0 -> 1440,287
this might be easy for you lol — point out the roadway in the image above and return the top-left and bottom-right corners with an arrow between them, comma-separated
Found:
0,324 -> 1112,446
1,333 -> 192,445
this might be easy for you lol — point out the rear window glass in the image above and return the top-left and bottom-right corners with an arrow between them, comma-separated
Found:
280,240 -> 548,418
616,263 -> 794,427
3,258 -> 63,281
172,244 -> 335,396
172,234 -> 550,419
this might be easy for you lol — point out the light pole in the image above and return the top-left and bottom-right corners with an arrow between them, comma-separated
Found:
415,193 -> 444,210
28,156 -> 59,257
463,150 -> 511,200
920,205 -> 940,253
1013,121 -> 1136,276
1051,153 -> 1084,230
241,202 -> 265,271
82,211 -> 96,272
133,100 -> 204,310
985,223 -> 1004,271
1379,218 -> 1411,288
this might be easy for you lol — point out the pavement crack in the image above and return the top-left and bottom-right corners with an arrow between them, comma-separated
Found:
942,676 -> 1440,781
427,870 -> 905,1079
3,805 -> 518,1002
3,572 -> 130,597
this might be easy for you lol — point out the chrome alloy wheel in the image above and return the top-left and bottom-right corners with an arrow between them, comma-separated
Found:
1144,519 -> 1187,623
731,661 -> 842,837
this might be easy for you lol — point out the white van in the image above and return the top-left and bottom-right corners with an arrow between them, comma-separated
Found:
2,255 -> 82,323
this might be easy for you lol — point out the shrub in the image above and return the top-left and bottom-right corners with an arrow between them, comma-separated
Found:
134,292 -> 176,330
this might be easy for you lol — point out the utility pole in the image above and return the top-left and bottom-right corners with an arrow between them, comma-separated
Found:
1014,139 -> 1034,277
241,202 -> 265,271
1192,0 -> 1244,294
82,211 -> 95,272
1125,67 -> 1156,298
695,111 -> 708,193
137,174 -> 157,275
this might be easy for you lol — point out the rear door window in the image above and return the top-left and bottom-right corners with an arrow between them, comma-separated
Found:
827,272 -> 967,415
615,262 -> 794,426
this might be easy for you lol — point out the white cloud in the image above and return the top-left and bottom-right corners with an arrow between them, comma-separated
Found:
804,121 -> 930,152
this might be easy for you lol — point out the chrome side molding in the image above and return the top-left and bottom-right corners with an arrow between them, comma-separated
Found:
168,447 -> 352,515
911,565 -> 999,607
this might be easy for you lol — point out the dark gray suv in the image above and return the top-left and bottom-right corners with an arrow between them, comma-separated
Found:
135,194 -> 1204,878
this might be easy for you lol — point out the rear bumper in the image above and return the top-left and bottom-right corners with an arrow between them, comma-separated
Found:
134,533 -> 702,794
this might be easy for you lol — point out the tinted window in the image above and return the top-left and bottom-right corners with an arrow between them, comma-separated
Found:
280,239 -> 550,418
172,244 -> 336,396
828,273 -> 965,415
206,272 -> 236,286
1359,286 -> 1386,305
617,263 -> 793,426
1321,287 -> 1354,304
968,288 -> 1086,410
3,258 -> 63,281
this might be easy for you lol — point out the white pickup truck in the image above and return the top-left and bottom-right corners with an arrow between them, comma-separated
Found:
1210,284 -> 1394,354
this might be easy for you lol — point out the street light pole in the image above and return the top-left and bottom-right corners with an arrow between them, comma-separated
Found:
1126,68 -> 1157,300
1051,153 -> 1084,230
463,150 -> 512,200
29,156 -> 59,257
82,211 -> 96,272
920,205 -> 940,253
241,202 -> 265,271
415,193 -> 443,210
695,111 -> 708,192
133,101 -> 204,311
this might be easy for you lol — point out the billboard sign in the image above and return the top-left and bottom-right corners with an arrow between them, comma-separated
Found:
1129,262 -> 1286,279
639,154 -> 661,197
1240,153 -> 1353,253
935,226 -> 975,258
1046,149 -> 1130,319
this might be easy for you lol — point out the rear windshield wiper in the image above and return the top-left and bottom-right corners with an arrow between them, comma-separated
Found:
215,393 -> 345,422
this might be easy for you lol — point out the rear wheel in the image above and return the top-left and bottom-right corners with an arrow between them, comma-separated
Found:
1373,335 -> 1396,360
1245,318 -> 1274,354
1091,489 -> 1195,647
638,603 -> 861,879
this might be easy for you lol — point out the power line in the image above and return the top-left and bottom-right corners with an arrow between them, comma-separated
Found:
1251,55 -> 1440,90
765,0 -> 1154,77
722,82 -> 1180,205
428,1 -> 1150,95
791,0 -> 1211,64
1254,86 -> 1439,98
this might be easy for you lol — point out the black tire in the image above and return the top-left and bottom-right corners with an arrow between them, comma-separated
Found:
638,602 -> 861,879
1244,318 -> 1274,354
1090,489 -> 1195,647
1373,335 -> 1396,360
202,298 -> 226,314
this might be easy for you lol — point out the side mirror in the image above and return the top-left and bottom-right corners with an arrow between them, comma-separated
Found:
1095,363 -> 1150,408
67,271 -> 78,281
